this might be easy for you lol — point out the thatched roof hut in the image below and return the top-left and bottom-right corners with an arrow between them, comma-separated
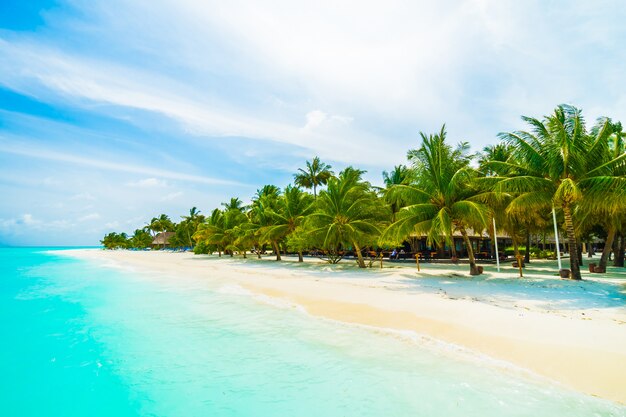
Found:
152,232 -> 175,246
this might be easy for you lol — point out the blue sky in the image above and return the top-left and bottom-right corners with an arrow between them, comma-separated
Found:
1,0 -> 625,246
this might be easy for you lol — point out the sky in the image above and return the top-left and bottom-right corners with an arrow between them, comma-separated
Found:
1,0 -> 625,246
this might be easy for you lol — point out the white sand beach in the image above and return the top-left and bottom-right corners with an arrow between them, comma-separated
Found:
64,249 -> 626,404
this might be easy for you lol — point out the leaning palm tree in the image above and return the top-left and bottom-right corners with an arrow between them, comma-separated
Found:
307,167 -> 389,268
180,207 -> 204,247
293,157 -> 334,199
492,105 -> 625,280
382,126 -> 489,275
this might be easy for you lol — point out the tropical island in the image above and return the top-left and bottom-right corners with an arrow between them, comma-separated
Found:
5,1 -> 626,415
102,104 -> 626,280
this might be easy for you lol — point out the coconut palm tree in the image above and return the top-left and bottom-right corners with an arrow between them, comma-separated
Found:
582,119 -> 626,271
194,205 -> 248,256
382,165 -> 411,187
129,229 -> 152,249
307,167 -> 389,268
293,157 -> 334,199
261,185 -> 314,261
180,207 -> 204,248
193,209 -> 225,256
382,126 -> 489,275
249,186 -> 282,260
147,214 -> 174,249
101,232 -> 129,249
478,143 -> 514,176
494,105 -> 626,280
221,198 -> 246,212
381,165 -> 412,222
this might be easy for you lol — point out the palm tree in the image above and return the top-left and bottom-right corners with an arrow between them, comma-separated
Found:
180,207 -> 204,248
101,232 -> 129,249
129,229 -> 152,249
293,157 -> 334,199
381,164 -> 412,222
584,119 -> 626,271
262,185 -> 314,261
249,186 -> 282,260
382,126 -> 489,275
147,214 -> 174,249
194,206 -> 248,257
382,165 -> 411,188
221,198 -> 246,212
307,167 -> 389,268
494,105 -> 625,280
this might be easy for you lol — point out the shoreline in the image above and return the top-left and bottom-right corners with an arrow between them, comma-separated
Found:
60,249 -> 626,405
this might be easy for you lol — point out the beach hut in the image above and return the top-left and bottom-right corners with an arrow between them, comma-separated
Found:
152,232 -> 175,249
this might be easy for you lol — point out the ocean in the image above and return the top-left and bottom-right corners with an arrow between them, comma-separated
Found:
1,248 -> 623,416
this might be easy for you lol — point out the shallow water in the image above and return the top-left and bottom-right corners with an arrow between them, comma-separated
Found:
1,248 -> 624,416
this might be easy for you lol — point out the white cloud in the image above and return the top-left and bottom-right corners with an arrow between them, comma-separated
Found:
21,214 -> 36,225
12,1 -> 623,161
303,110 -> 352,132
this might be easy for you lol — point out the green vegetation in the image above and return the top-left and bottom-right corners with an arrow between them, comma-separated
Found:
102,104 -> 626,278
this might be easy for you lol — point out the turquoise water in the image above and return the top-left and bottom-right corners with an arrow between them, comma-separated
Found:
1,248 -> 624,416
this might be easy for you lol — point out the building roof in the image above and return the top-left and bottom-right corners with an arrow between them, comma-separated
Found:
152,232 -> 175,245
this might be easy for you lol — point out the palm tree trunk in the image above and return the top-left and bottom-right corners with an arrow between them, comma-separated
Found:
272,241 -> 282,261
489,222 -> 497,260
562,205 -> 581,280
352,241 -> 366,268
460,229 -> 480,275
449,239 -> 458,261
512,236 -> 520,259
298,250 -> 303,262
577,242 -> 583,266
613,233 -> 626,267
599,226 -> 616,270
524,231 -> 531,264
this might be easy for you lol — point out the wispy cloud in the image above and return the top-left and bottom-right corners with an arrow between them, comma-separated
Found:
0,141 -> 243,186
1,0 -> 625,245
